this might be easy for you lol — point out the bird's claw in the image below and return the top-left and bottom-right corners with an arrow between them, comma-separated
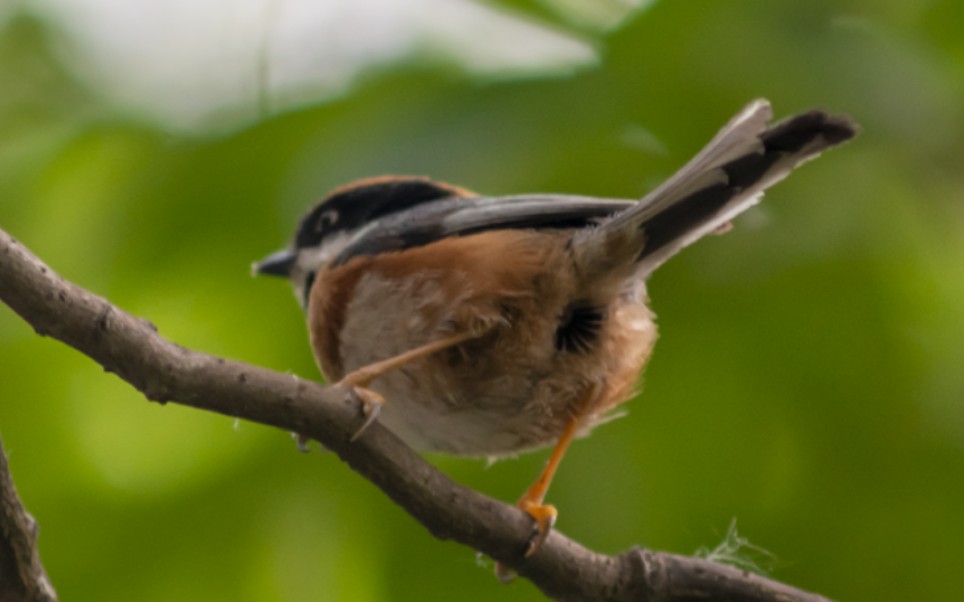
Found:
519,500 -> 557,557
348,386 -> 385,441
492,500 -> 558,582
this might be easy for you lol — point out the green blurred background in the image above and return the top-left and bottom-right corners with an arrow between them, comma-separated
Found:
1,0 -> 963,600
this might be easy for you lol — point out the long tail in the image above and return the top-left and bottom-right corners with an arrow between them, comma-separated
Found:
571,99 -> 859,281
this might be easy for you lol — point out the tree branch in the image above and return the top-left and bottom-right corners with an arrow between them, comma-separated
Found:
0,435 -> 57,602
0,226 -> 830,601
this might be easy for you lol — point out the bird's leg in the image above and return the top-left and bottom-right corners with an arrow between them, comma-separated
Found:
336,331 -> 478,441
516,405 -> 584,554
496,386 -> 596,581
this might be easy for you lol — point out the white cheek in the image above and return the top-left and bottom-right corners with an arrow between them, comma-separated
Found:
291,231 -> 356,308
300,232 -> 353,270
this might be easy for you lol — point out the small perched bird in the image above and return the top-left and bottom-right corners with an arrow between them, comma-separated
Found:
255,99 -> 858,556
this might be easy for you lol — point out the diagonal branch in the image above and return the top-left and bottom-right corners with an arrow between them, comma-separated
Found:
0,435 -> 58,602
0,226 -> 829,602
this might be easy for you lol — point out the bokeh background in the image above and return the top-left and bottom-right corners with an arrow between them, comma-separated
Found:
1,0 -> 963,600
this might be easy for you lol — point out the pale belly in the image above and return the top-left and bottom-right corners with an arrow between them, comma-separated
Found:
335,275 -> 658,456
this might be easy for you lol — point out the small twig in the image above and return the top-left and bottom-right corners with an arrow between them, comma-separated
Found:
0,227 -> 830,601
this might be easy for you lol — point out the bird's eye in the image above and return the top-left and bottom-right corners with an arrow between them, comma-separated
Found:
318,210 -> 338,231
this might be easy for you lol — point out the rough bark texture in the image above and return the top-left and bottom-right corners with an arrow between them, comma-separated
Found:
0,227 -> 831,601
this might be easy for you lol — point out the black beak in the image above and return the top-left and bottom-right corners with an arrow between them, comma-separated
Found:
253,249 -> 296,277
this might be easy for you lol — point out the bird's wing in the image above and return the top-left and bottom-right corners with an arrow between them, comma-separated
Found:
332,193 -> 634,266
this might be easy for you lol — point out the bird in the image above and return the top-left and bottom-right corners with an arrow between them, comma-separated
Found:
254,99 -> 858,558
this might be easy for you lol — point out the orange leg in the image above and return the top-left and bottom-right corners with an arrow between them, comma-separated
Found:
335,331 -> 478,440
520,385 -> 598,554
516,410 -> 582,556
495,387 -> 596,581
